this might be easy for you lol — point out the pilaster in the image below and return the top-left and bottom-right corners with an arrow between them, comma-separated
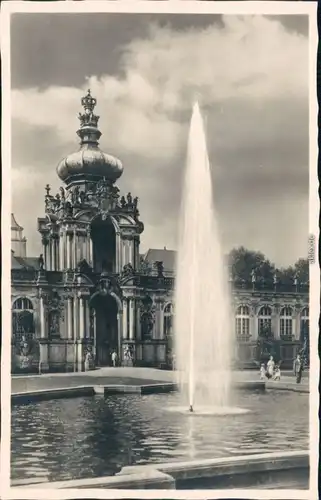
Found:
38,340 -> 49,372
129,297 -> 135,340
122,299 -> 128,340
67,296 -> 73,340
39,293 -> 47,339
271,305 -> 279,340
136,301 -> 141,340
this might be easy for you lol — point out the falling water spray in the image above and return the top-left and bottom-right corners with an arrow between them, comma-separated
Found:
174,102 -> 234,412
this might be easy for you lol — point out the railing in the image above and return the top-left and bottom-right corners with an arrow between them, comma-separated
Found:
11,270 -> 38,282
133,275 -> 175,289
232,280 -> 309,294
11,267 -> 309,294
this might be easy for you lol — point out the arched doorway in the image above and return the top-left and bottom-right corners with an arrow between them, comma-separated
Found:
91,216 -> 116,274
90,293 -> 119,366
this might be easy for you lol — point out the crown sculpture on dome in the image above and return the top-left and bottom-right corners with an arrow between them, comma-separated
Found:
78,89 -> 99,128
47,88 -> 142,228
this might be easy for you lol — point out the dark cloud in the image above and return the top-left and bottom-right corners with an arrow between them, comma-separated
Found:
11,13 -> 222,89
10,12 -> 310,266
11,13 -> 307,89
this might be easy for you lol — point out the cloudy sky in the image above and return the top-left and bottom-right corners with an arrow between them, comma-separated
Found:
11,13 -> 309,267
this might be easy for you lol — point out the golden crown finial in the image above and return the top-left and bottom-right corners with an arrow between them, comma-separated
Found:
81,89 -> 97,113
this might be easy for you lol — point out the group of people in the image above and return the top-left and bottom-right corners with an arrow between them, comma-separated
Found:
84,348 -> 134,369
260,356 -> 281,381
259,354 -> 304,384
111,347 -> 134,367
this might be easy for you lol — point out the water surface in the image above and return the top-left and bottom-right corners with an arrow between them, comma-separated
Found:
11,390 -> 308,484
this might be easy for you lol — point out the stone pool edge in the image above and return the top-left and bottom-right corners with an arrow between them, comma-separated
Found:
11,383 -> 178,404
11,450 -> 309,490
11,379 -> 309,404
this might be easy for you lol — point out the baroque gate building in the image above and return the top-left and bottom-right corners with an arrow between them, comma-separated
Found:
11,91 -> 309,372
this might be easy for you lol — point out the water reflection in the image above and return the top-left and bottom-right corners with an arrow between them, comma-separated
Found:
11,390 -> 308,483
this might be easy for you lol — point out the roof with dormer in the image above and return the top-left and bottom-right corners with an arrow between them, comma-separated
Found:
143,248 -> 176,275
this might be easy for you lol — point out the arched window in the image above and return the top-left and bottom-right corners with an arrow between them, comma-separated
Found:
235,305 -> 250,339
300,307 -> 309,341
12,297 -> 35,341
13,297 -> 33,311
258,306 -> 272,337
163,303 -> 174,339
280,307 -> 293,339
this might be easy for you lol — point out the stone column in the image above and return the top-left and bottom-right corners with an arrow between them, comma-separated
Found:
136,301 -> 141,340
63,231 -> 68,269
117,234 -> 123,271
159,303 -> 165,340
52,237 -> 57,271
42,237 -> 48,268
115,233 -> 120,273
39,293 -> 49,371
51,238 -> 55,271
67,297 -> 73,340
128,240 -> 134,266
40,294 -> 46,339
59,232 -> 64,270
154,300 -> 162,340
122,299 -> 128,340
73,296 -> 79,339
89,235 -> 93,267
79,297 -> 85,340
117,312 -> 122,359
293,308 -> 300,340
85,300 -> 90,339
66,234 -> 71,269
292,317 -> 296,340
92,309 -> 97,359
129,298 -> 135,340
273,306 -> 280,340
73,229 -> 77,269
120,238 -> 126,268
86,230 -> 90,264
250,313 -> 257,340
48,238 -> 52,270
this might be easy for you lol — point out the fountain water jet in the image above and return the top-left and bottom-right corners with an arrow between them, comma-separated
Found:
173,102 -> 236,415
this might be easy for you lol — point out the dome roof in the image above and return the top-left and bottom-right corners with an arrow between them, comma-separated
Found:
56,90 -> 123,184
57,144 -> 123,183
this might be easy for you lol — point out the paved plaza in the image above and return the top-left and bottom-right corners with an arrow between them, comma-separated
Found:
11,367 -> 308,395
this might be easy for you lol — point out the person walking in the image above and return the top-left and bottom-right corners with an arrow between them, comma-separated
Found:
273,365 -> 281,381
266,355 -> 275,379
293,354 -> 303,384
84,350 -> 92,372
111,349 -> 118,368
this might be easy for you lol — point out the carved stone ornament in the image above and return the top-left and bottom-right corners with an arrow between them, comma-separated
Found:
121,263 -> 135,280
46,290 -> 65,319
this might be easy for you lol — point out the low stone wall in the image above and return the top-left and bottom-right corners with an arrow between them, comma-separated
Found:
11,386 -> 95,405
118,450 -> 309,490
12,450 -> 309,490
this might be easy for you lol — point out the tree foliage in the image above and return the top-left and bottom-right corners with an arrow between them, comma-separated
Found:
276,258 -> 309,286
228,246 -> 275,284
228,247 -> 308,286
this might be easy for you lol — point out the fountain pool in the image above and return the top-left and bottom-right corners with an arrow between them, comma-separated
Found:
11,390 -> 308,485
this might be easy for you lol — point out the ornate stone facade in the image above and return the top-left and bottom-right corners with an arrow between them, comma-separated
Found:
11,91 -> 309,372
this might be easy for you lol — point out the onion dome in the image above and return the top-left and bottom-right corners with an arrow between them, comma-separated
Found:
56,90 -> 123,185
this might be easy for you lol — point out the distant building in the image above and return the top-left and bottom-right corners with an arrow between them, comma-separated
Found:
11,91 -> 309,373
11,213 -> 27,258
